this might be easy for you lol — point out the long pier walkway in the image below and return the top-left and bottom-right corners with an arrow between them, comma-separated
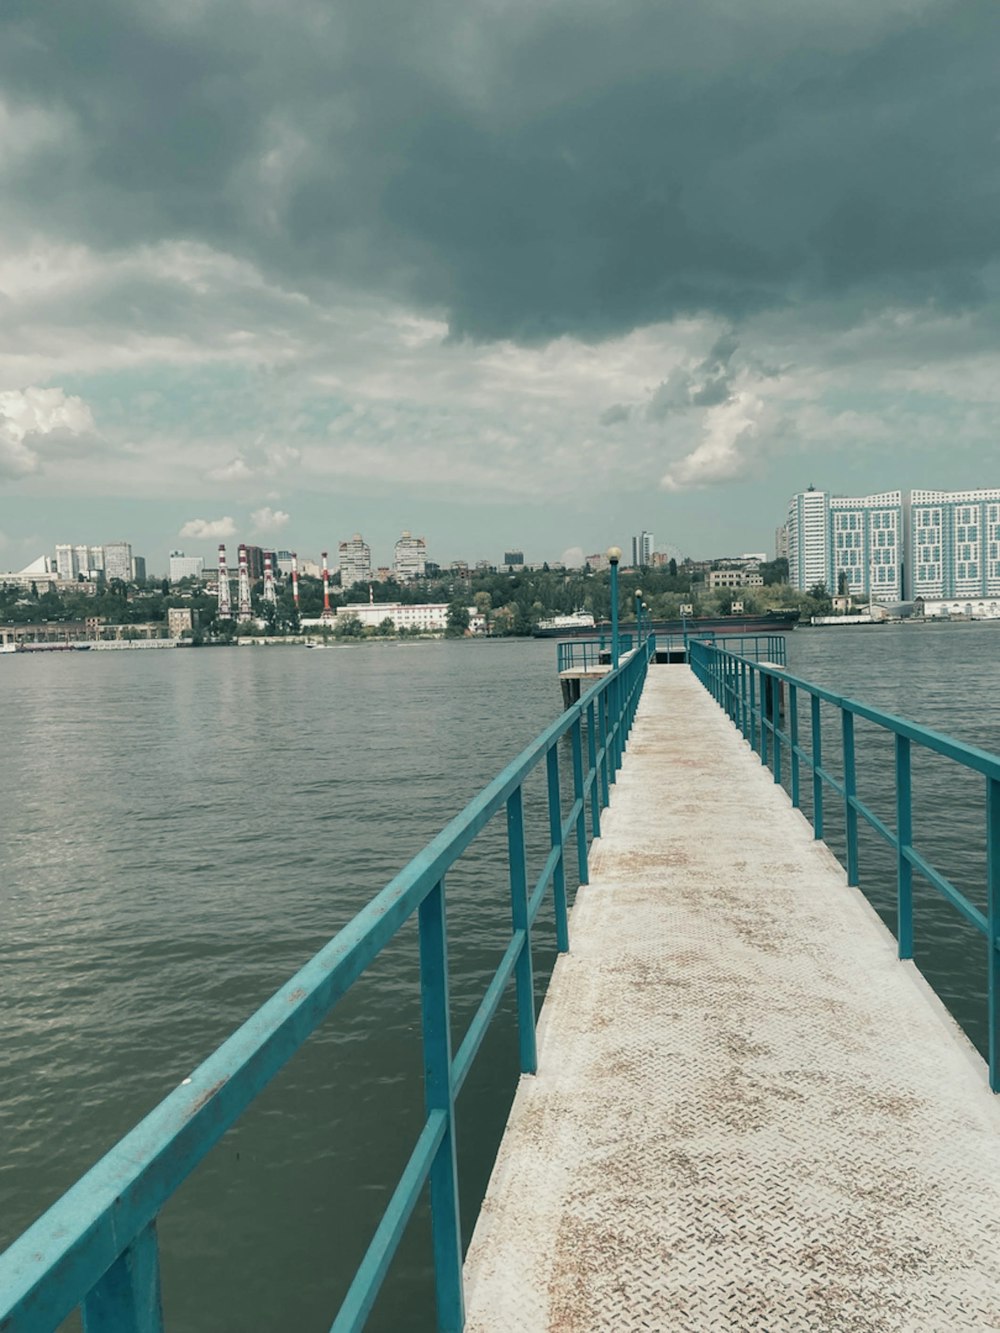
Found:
463,666 -> 1000,1330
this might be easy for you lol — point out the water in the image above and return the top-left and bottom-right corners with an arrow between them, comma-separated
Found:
2,626 -> 1000,1329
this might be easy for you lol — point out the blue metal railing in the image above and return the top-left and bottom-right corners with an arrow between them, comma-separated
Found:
557,632 -> 786,674
688,639 -> 1000,1091
0,643 -> 654,1332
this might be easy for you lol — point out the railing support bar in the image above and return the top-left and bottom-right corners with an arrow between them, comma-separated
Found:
811,694 -> 824,840
571,717 -> 589,888
547,747 -> 570,951
417,879 -> 464,1333
895,735 -> 913,960
506,788 -> 538,1073
81,1223 -> 163,1333
843,710 -> 859,886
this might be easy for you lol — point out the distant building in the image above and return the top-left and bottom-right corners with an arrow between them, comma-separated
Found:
131,556 -> 147,583
55,544 -> 104,580
169,551 -> 205,582
585,552 -> 610,572
339,534 -> 372,589
632,531 -> 654,566
909,488 -> 1000,601
503,551 -> 525,570
393,531 -> 427,581
243,545 -> 265,582
103,541 -> 133,583
707,570 -> 764,589
786,489 -> 903,602
167,607 -> 198,638
334,602 -> 472,632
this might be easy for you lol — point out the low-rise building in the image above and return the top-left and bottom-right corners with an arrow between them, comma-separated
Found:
707,569 -> 764,589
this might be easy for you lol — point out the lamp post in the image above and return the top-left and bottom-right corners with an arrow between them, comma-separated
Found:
607,547 -> 622,668
642,601 -> 650,656
634,587 -> 643,652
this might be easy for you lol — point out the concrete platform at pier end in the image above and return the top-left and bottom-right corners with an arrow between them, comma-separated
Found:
463,667 -> 1000,1331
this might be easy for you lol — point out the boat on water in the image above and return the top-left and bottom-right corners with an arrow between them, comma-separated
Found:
533,609 -> 801,638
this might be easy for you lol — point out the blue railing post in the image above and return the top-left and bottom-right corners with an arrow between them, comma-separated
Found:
988,777 -> 1000,1091
760,674 -> 770,768
609,550 -> 621,669
417,879 -> 464,1333
789,684 -> 800,808
842,710 -> 859,886
896,735 -> 913,960
811,694 -> 824,840
506,788 -> 537,1074
571,715 -> 589,886
81,1224 -> 164,1333
598,691 -> 611,805
586,700 -> 601,835
772,677 -> 782,788
546,747 -> 570,952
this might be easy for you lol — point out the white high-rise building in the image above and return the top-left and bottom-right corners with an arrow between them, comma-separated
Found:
785,489 -> 903,602
169,550 -> 205,582
786,489 -> 831,593
910,488 -> 1000,600
393,531 -> 427,582
339,534 -> 372,589
55,544 -> 104,580
639,530 -> 654,566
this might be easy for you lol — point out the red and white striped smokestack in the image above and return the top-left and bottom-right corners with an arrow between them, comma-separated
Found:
321,550 -> 332,618
217,543 -> 232,618
263,552 -> 276,604
237,543 -> 252,619
291,552 -> 300,606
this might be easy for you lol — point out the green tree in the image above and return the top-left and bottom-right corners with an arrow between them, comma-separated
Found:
446,601 -> 470,636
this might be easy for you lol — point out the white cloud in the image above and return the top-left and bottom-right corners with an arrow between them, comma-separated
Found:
250,506 -> 290,532
0,386 -> 95,479
560,546 -> 586,567
179,516 -> 236,540
660,393 -> 765,492
206,456 -> 256,482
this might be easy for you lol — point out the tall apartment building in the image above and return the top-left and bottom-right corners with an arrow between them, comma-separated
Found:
55,544 -> 104,580
786,489 -> 832,593
630,530 -> 655,566
103,541 -> 133,582
393,531 -> 427,581
910,488 -> 1000,600
786,489 -> 903,601
339,534 -> 372,589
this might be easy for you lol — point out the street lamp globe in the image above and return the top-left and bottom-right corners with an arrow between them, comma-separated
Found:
607,546 -> 622,564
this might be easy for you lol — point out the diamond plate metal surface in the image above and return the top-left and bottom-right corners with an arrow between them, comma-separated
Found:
463,667 -> 1000,1331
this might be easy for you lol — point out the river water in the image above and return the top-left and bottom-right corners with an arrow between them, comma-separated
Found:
2,625 -> 999,1330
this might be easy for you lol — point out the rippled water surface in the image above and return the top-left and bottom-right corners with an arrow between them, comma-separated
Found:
2,626 -> 999,1329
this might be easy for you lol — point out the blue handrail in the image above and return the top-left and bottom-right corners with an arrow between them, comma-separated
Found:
0,642 -> 654,1332
557,632 -> 786,674
688,639 -> 1000,1092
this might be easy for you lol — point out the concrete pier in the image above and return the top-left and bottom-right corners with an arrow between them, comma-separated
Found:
463,666 -> 1000,1330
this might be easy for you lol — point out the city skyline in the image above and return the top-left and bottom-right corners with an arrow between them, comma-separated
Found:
3,4 -> 999,572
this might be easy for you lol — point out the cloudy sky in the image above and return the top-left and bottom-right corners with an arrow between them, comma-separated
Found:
1,0 -> 999,573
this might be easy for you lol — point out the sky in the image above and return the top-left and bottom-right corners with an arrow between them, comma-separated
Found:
2,0 -> 999,574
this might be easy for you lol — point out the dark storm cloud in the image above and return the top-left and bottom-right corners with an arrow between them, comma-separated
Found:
3,0 -> 999,342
